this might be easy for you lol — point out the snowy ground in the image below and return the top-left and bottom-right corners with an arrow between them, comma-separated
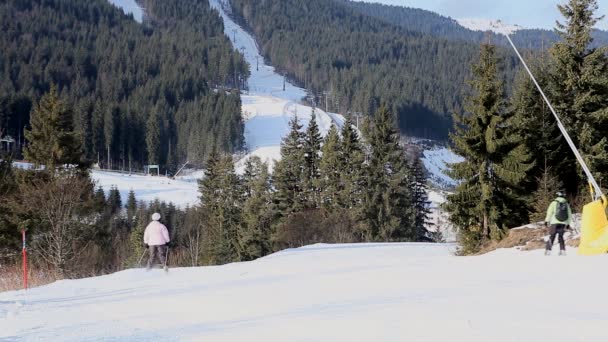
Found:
91,171 -> 199,208
2,243 -> 606,341
422,146 -> 463,188
107,0 -> 143,23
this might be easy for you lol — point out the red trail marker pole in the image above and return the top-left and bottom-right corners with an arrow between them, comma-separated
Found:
22,229 -> 27,290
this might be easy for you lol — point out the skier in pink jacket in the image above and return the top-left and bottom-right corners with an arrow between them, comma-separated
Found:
143,212 -> 170,270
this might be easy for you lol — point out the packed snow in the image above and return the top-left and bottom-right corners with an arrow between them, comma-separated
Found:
91,170 -> 199,208
456,18 -> 523,35
2,243 -> 606,341
422,146 -> 463,188
107,0 -> 143,23
209,0 -> 307,102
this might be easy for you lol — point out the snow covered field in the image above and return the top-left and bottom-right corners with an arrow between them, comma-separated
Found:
91,170 -> 199,208
2,243 -> 606,341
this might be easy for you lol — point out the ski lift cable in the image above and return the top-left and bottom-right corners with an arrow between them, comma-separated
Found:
502,32 -> 603,200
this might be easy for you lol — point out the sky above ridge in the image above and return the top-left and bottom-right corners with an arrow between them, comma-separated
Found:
361,0 -> 608,30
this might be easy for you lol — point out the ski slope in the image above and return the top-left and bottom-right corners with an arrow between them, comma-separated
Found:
422,146 -> 463,188
2,243 -> 607,341
208,0 -> 346,169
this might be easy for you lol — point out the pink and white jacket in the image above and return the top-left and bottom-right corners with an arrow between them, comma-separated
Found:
143,221 -> 170,246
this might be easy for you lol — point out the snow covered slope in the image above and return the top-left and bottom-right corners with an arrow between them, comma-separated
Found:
456,18 -> 523,34
209,0 -> 346,168
107,0 -> 143,23
421,145 -> 463,188
240,95 -> 345,169
2,243 -> 607,341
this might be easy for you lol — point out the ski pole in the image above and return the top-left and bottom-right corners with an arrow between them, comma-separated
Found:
137,248 -> 148,267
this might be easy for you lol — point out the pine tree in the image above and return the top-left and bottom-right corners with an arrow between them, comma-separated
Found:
547,0 -> 608,193
511,65 -> 562,192
108,186 -> 122,215
93,187 -> 107,213
411,157 -> 431,241
273,115 -> 306,214
239,156 -> 275,260
339,116 -> 365,209
24,85 -> 84,176
146,109 -> 161,166
199,151 -> 242,264
319,124 -> 343,209
446,43 -> 533,254
126,190 -> 137,226
303,110 -> 322,207
362,106 -> 414,241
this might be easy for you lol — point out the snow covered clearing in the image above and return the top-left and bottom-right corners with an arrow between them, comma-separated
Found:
456,18 -> 523,35
91,171 -> 199,208
2,243 -> 606,341
107,0 -> 143,23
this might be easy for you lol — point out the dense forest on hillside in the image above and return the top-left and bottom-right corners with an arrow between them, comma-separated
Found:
0,0 -> 249,171
343,0 -> 608,49
229,0 -> 520,139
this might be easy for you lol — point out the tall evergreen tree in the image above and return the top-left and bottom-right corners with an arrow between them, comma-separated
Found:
303,111 -> 323,207
126,190 -> 137,226
108,186 -> 122,215
199,152 -> 242,264
446,43 -> 533,254
273,115 -> 306,214
146,109 -> 161,166
339,116 -> 366,209
511,65 -> 562,192
93,187 -> 107,212
24,85 -> 84,176
547,0 -> 608,193
362,106 -> 414,241
411,157 -> 431,241
239,156 -> 275,261
319,124 -> 343,209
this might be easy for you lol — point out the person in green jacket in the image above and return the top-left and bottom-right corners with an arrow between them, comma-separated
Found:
544,191 -> 572,256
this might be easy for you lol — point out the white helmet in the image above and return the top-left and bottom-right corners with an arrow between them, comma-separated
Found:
152,213 -> 161,221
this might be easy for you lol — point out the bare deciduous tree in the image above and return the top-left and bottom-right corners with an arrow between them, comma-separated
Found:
14,173 -> 95,276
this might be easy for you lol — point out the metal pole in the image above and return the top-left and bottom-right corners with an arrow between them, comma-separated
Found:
22,230 -> 27,290
503,33 -> 603,199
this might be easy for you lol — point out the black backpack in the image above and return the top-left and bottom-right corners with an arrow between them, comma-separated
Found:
555,200 -> 569,222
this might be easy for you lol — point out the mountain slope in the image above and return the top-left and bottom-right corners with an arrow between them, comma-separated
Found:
2,243 -> 607,341
0,0 -> 248,169
344,0 -> 608,49
229,0 -> 511,139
